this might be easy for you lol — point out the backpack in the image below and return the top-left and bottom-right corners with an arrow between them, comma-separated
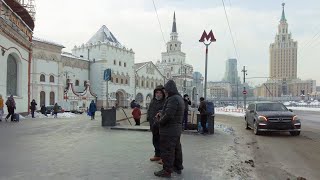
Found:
205,101 -> 215,115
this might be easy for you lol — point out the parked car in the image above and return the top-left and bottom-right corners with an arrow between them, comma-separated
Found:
245,102 -> 301,136
46,105 -> 64,114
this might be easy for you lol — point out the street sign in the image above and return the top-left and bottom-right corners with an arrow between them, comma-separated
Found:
199,30 -> 216,42
243,90 -> 247,95
103,69 -> 111,81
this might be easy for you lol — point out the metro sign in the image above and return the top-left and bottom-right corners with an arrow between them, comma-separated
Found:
199,30 -> 216,43
243,90 -> 247,95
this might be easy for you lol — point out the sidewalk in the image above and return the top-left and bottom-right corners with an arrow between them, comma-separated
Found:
0,115 -> 252,180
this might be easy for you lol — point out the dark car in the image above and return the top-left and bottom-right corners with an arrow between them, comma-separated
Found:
245,102 -> 301,136
46,105 -> 64,114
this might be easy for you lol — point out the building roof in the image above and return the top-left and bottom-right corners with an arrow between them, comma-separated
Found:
134,62 -> 149,70
3,0 -> 34,30
33,37 -> 65,48
87,25 -> 122,47
281,3 -> 287,22
61,52 -> 87,61
172,12 -> 177,33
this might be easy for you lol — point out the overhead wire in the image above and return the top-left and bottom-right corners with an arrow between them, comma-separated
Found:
221,0 -> 240,61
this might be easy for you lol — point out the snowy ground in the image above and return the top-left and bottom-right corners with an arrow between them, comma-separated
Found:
286,106 -> 320,112
215,106 -> 245,117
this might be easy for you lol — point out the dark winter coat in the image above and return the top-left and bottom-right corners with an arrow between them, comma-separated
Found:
198,101 -> 207,115
41,105 -> 47,114
159,80 -> 185,137
30,101 -> 37,111
53,104 -> 59,113
89,102 -> 97,113
184,98 -> 191,112
147,85 -> 165,129
5,96 -> 15,109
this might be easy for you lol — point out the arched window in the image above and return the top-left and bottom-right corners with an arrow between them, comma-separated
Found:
121,79 -> 123,84
116,78 -> 118,83
75,80 -> 79,86
125,79 -> 128,84
146,81 -> 149,88
49,75 -> 54,83
40,74 -> 45,82
119,61 -> 122,66
7,55 -> 18,96
111,77 -> 114,83
151,82 -> 154,88
124,63 -> 127,67
114,60 -> 116,65
141,80 -> 144,87
50,92 -> 55,105
84,81 -> 87,87
40,91 -> 46,106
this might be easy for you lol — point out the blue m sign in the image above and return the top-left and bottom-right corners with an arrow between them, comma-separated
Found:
104,69 -> 111,81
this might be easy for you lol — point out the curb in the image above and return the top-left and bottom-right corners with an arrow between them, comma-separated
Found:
110,126 -> 150,132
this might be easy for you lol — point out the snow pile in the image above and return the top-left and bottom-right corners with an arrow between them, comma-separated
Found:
288,107 -> 320,112
215,111 -> 245,117
215,124 -> 234,135
26,112 -> 78,119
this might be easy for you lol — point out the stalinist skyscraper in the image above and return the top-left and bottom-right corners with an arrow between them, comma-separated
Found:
269,3 -> 298,80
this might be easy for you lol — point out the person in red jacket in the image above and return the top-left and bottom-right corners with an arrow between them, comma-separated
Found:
132,105 -> 141,126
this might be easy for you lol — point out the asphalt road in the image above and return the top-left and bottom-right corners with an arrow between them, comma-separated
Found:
295,110 -> 320,132
216,114 -> 320,180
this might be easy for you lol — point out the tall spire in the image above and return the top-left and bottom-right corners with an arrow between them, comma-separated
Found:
280,3 -> 286,22
172,11 -> 177,33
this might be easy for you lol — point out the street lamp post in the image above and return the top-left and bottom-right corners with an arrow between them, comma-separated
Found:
199,30 -> 216,100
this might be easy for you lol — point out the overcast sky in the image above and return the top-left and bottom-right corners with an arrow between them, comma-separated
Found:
33,0 -> 320,86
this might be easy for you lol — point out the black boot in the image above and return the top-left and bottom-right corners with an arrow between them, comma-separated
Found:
173,168 -> 182,175
154,169 -> 171,178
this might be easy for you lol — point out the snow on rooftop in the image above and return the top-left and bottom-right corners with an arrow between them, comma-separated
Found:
87,25 -> 122,47
33,37 -> 65,48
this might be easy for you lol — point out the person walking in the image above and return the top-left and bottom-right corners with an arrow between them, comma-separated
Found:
30,99 -> 37,118
5,95 -> 16,122
53,103 -> 59,118
154,80 -> 185,178
183,94 -> 191,130
89,100 -> 97,120
0,94 -> 4,121
198,97 -> 208,134
40,104 -> 47,117
132,106 -> 141,126
147,85 -> 165,163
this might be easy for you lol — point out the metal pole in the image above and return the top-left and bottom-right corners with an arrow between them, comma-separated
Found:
204,44 -> 209,100
242,66 -> 247,109
106,81 -> 109,108
236,81 -> 239,108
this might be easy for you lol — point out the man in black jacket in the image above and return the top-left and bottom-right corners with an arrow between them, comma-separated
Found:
154,80 -> 185,178
30,99 -> 37,118
183,94 -> 191,130
147,85 -> 165,162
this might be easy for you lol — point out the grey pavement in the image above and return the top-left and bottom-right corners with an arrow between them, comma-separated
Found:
0,114 -> 238,180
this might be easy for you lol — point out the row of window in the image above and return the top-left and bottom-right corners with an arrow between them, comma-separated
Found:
113,60 -> 127,67
136,80 -> 162,89
40,74 -> 55,83
39,91 -> 55,106
110,77 -> 129,85
40,74 -> 87,87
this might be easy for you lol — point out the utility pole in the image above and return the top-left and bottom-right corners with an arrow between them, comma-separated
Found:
242,66 -> 247,109
236,81 -> 239,109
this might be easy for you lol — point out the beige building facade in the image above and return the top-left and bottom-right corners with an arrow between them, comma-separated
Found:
255,4 -> 316,98
270,3 -> 297,80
